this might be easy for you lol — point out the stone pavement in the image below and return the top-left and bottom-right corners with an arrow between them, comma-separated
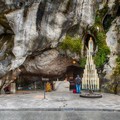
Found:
0,91 -> 120,111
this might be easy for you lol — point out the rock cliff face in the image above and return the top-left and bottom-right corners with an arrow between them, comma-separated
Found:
104,17 -> 120,79
5,2 -> 39,70
24,49 -> 72,76
0,0 -> 120,93
0,0 -> 95,77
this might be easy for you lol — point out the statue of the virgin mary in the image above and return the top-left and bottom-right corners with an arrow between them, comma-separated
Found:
88,37 -> 94,55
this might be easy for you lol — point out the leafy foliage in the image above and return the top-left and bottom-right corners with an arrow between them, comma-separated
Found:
94,32 -> 110,67
79,57 -> 86,68
60,35 -> 82,55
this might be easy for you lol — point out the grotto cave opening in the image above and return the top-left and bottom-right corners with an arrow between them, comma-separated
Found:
66,65 -> 83,90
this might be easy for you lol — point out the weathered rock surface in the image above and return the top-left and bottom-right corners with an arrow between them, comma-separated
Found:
104,17 -> 120,79
5,2 -> 39,70
108,0 -> 116,9
0,0 -> 120,94
0,3 -> 39,81
24,49 -> 72,76
36,0 -> 95,48
0,0 -> 96,78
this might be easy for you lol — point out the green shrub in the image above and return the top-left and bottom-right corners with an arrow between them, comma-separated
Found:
60,35 -> 82,55
89,25 -> 110,67
93,31 -> 110,67
80,57 -> 86,68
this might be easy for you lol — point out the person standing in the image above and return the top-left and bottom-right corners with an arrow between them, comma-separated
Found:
75,75 -> 82,93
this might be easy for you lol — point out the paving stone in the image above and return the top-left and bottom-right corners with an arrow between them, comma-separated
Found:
0,91 -> 120,111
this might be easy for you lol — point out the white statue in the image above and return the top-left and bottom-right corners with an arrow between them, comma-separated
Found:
88,37 -> 94,55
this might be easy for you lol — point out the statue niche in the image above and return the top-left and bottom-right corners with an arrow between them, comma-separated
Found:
88,37 -> 94,55
83,34 -> 96,56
